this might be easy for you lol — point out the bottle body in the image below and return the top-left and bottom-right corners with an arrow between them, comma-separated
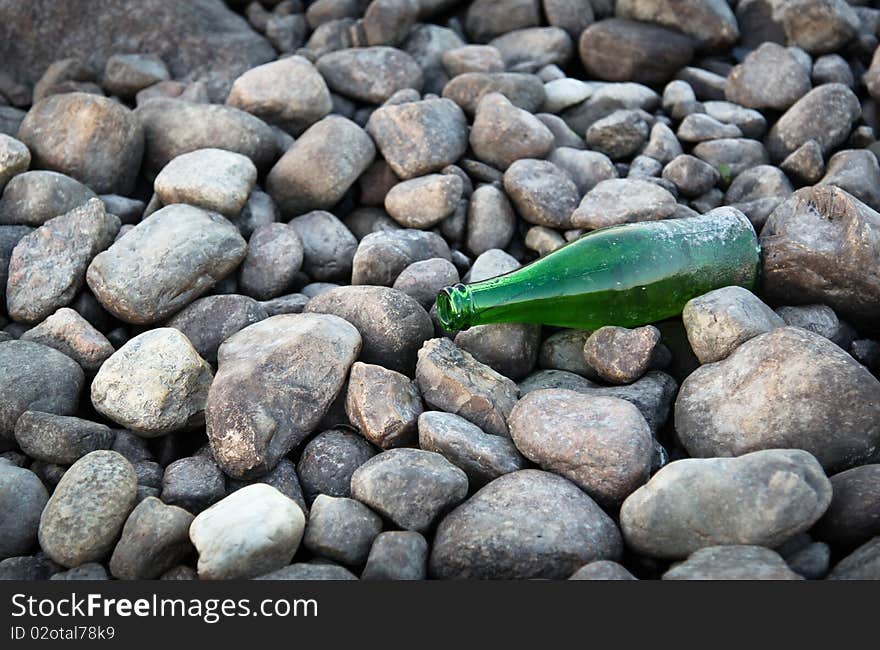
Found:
436,209 -> 761,331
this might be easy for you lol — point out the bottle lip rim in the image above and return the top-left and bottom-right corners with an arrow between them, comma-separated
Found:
436,283 -> 473,332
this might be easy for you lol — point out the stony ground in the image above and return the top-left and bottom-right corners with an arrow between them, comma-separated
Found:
0,0 -> 879,581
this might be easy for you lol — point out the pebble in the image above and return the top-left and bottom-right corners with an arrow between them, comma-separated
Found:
161,456 -> 226,514
154,148 -> 257,218
775,304 -> 852,348
676,327 -> 880,471
569,561 -> 637,580
190,483 -> 305,580
266,116 -> 375,216
103,54 -> 170,99
430,470 -> 622,579
165,295 -> 268,365
725,43 -> 812,111
317,47 -> 423,104
828,537 -> 880,580
0,135 -> 29,193
19,93 -> 143,195
306,285 -> 432,373
586,109 -> 650,159
7,199 -> 119,323
466,248 -> 521,282
454,322 -> 541,380
0,171 -> 96,227
692,138 -> 769,178
583,325 -> 661,384
350,448 -> 468,532
385,174 -> 463,228
91,328 -> 213,437
0,340 -> 83,441
20,307 -> 114,371
226,56 -> 332,135
352,229 -> 450,286
416,337 -> 519,437
134,99 -> 277,175
541,78 -> 592,113
14,412 -> 112,466
392,258 -> 459,309
778,0 -> 860,54
418,411 -> 526,487
206,314 -> 361,479
345,361 -> 423,448
642,122 -> 683,164
547,147 -> 617,194
362,531 -> 428,580
617,0 -> 739,49
442,72 -> 546,115
297,429 -> 377,502
663,546 -> 802,580
571,179 -> 677,229
503,158 -> 579,228
538,329 -> 598,379
814,465 -> 880,548
289,210 -> 359,282
38,450 -> 137,567
662,154 -> 720,198
0,463 -> 48,559
239,223 -> 304,300
469,93 -> 554,170
780,139 -> 825,184
761,186 -> 880,329
682,286 -> 784,363
303,495 -> 383,566
366,98 -> 469,179
50,563 -> 109,581
765,83 -> 860,162
816,149 -> 880,212
620,449 -> 831,558
579,19 -> 694,86
109,497 -> 194,580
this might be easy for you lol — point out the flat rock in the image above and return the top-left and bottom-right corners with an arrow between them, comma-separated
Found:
91,328 -> 212,437
350,448 -> 469,533
87,204 -> 246,325
508,389 -> 652,506
620,449 -> 832,558
206,314 -> 360,479
7,198 -> 119,323
14,411 -> 113,465
345,361 -> 423,449
306,285 -> 433,374
682,286 -> 784,363
430,469 -> 622,579
415,337 -> 519,437
190,483 -> 305,579
38,450 -> 137,567
418,411 -> 526,488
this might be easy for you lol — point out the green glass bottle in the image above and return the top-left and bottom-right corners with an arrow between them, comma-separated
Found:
436,209 -> 760,331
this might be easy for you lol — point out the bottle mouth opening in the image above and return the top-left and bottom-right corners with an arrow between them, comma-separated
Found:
435,284 -> 473,332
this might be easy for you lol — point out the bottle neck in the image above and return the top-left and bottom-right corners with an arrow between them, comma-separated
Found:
436,283 -> 477,331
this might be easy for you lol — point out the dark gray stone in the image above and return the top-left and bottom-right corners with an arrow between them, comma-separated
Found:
14,411 -> 113,465
297,429 -> 377,503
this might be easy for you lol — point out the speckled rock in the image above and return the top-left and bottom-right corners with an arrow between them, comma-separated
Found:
109,496 -> 194,580
352,229 -> 451,286
161,456 -> 225,514
317,47 -> 423,104
620,449 -> 831,559
38,450 -> 138,567
206,314 -> 360,479
415,337 -> 519,437
297,429 -> 377,502
306,285 -> 433,374
675,327 -> 880,471
154,148 -> 257,217
0,134 -> 29,193
14,411 -> 113,465
682,286 -> 784,363
0,340 -> 84,441
470,93 -> 554,170
503,158 -> 579,229
303,495 -> 383,566
571,179 -> 677,229
583,325 -> 661,384
663,546 -> 803,580
7,199 -> 120,323
87,204 -> 246,325
351,448 -> 468,533
0,171 -> 96,227
288,210 -> 359,282
0,463 -> 48,559
509,389 -> 652,506
91,328 -> 212,437
238,223 -> 304,300
430,470 -> 622,579
345,361 -> 423,449
385,174 -> 463,229
362,531 -> 428,580
20,307 -> 114,371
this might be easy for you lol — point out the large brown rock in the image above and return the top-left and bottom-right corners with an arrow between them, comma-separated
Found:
760,186 -> 880,329
205,314 -> 361,479
0,0 -> 274,101
675,327 -> 880,472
